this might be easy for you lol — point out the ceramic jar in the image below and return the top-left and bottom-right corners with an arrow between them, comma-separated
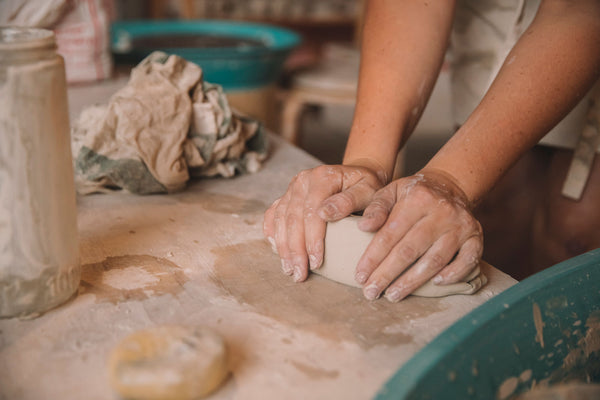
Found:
0,27 -> 80,318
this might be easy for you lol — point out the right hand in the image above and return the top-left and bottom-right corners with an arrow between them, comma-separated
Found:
263,162 -> 387,282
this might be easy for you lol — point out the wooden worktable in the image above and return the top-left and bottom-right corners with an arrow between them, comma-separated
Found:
0,81 -> 517,400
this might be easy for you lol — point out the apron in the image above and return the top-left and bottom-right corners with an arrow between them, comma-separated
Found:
451,0 -> 600,199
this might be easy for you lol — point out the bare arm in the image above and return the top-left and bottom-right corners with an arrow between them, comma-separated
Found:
425,0 -> 600,206
356,0 -> 600,302
264,1 -> 457,282
342,0 -> 456,179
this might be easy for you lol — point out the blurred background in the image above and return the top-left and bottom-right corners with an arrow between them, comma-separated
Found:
1,0 -> 454,174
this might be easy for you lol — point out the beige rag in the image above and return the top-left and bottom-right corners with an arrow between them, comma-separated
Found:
71,51 -> 268,194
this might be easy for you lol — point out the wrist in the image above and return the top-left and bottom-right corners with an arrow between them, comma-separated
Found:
343,157 -> 390,185
416,167 -> 473,210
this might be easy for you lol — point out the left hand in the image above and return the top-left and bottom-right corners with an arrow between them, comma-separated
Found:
354,169 -> 484,302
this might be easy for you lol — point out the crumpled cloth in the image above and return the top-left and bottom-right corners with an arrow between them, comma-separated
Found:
0,0 -> 69,28
71,51 -> 268,194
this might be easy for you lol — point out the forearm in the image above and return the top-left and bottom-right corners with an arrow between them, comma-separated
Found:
343,0 -> 456,178
425,0 -> 600,206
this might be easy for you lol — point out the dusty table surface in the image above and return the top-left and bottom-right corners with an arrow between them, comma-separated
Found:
0,80 -> 517,400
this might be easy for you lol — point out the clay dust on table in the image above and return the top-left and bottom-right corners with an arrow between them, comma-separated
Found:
80,255 -> 189,304
210,239 -> 448,349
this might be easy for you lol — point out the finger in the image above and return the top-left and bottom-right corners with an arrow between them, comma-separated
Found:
302,167 -> 345,270
360,218 -> 437,300
317,179 -> 377,221
284,173 -> 314,282
273,192 -> 293,276
357,185 -> 397,232
263,198 -> 280,253
354,202 -> 427,286
308,167 -> 378,269
383,233 -> 459,302
433,235 -> 483,284
304,209 -> 326,270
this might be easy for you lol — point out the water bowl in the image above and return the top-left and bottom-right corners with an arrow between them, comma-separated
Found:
111,20 -> 301,91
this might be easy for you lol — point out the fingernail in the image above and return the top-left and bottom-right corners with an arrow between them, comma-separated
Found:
432,275 -> 443,285
281,260 -> 293,275
355,271 -> 368,284
319,203 -> 338,219
308,254 -> 319,270
364,283 -> 380,300
293,266 -> 303,282
267,237 -> 277,254
357,217 -> 374,231
385,288 -> 402,303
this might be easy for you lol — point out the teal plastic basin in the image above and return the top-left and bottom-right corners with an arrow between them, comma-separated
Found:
111,20 -> 300,91
377,248 -> 600,399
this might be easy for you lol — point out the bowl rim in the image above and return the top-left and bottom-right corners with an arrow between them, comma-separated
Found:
111,19 -> 301,57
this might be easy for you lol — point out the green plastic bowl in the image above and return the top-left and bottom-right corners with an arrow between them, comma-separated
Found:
111,20 -> 301,90
377,248 -> 600,399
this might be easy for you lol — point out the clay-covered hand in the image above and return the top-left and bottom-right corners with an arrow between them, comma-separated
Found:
263,161 -> 387,282
355,169 -> 483,302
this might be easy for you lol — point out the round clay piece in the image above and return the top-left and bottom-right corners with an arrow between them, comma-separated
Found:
108,325 -> 229,400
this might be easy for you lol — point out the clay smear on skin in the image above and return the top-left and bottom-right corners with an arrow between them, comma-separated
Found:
80,255 -> 188,304
210,240 -> 448,349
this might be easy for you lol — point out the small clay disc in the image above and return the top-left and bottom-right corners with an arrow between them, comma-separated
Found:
108,325 -> 229,400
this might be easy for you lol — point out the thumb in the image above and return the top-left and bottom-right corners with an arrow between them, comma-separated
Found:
318,179 -> 379,221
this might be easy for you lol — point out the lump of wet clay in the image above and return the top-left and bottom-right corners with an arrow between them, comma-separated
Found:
108,325 -> 229,400
313,215 -> 487,297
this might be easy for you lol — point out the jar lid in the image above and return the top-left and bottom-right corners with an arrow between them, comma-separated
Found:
0,26 -> 56,52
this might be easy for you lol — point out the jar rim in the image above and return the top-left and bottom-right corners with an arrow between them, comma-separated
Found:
0,26 -> 55,51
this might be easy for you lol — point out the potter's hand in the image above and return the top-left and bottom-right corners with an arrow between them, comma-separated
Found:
355,169 -> 483,302
263,161 -> 387,282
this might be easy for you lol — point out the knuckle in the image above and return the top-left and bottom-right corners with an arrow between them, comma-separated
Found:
303,205 -> 316,219
406,189 -> 434,207
412,185 -> 432,200
395,244 -> 419,263
334,191 -> 356,211
428,252 -> 446,272
458,211 -> 474,226
296,169 -> 311,182
285,213 -> 303,230
375,228 -> 397,248
369,197 -> 392,213
359,255 -> 379,274
379,270 -> 400,286
464,222 -> 484,241
456,213 -> 479,234
314,165 -> 336,179
469,241 -> 484,259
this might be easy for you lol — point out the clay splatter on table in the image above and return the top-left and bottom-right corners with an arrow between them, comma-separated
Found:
210,239 -> 448,349
80,255 -> 188,304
